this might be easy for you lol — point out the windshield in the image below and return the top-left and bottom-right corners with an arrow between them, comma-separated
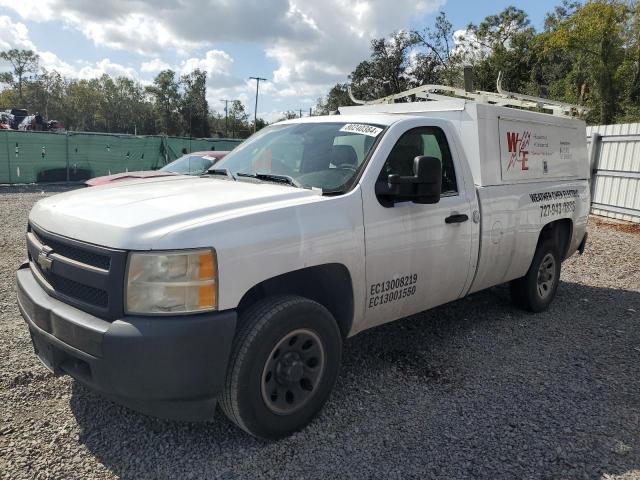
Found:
213,122 -> 384,192
161,154 -> 216,174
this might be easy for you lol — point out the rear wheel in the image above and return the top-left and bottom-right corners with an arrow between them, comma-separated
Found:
220,295 -> 342,439
510,239 -> 561,312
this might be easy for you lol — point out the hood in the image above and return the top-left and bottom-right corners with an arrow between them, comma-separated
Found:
85,170 -> 177,186
30,176 -> 322,249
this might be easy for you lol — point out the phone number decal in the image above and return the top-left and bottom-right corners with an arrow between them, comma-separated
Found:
368,274 -> 418,308
540,201 -> 575,218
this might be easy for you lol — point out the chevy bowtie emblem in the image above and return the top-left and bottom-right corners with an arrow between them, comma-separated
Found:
37,245 -> 54,272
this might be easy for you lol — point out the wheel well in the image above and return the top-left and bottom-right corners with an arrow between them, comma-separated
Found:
237,264 -> 354,338
538,218 -> 573,260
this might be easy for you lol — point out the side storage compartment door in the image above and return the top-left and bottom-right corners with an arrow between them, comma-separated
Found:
361,123 -> 474,329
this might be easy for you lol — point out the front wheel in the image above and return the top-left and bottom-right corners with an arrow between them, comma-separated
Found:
220,295 -> 342,439
510,239 -> 561,312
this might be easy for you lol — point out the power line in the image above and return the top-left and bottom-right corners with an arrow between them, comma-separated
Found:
249,76 -> 267,133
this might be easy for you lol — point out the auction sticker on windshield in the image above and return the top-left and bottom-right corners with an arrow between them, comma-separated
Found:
339,124 -> 383,137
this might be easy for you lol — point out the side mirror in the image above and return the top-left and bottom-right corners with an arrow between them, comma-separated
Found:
375,155 -> 442,207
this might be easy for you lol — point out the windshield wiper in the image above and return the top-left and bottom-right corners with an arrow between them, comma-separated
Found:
236,172 -> 304,189
206,168 -> 236,180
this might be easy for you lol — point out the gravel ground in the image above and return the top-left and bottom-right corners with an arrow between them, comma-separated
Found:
1,186 -> 639,480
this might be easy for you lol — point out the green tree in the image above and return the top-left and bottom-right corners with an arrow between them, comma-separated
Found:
251,117 -> 268,132
208,110 -> 227,137
315,83 -> 353,115
146,70 -> 182,135
543,0 -> 629,124
24,68 -> 64,119
349,31 -> 419,101
276,110 -> 300,121
411,11 -> 464,86
618,0 -> 640,120
96,75 -> 155,134
62,78 -> 102,131
462,7 -> 536,92
228,100 -> 249,138
181,69 -> 210,138
0,49 -> 40,104
468,6 -> 531,49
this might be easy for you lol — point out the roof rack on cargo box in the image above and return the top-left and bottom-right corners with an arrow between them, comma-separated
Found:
347,71 -> 587,118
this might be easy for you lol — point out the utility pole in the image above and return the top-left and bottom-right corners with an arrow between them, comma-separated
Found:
249,76 -> 267,133
220,99 -> 233,138
188,106 -> 192,153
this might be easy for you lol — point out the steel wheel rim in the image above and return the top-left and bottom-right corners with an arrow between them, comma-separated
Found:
260,328 -> 326,415
537,253 -> 556,299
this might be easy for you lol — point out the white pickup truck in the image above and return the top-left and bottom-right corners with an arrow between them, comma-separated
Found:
17,90 -> 590,439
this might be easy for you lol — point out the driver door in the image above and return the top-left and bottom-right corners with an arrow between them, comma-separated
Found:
362,123 -> 474,328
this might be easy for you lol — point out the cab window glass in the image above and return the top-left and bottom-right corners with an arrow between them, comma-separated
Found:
188,156 -> 214,173
380,126 -> 458,194
162,155 -> 214,174
332,134 -> 375,165
214,122 -> 383,192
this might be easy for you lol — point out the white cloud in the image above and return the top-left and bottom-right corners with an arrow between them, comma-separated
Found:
39,54 -> 140,81
0,17 -> 75,81
0,1 -> 56,22
178,50 -> 249,109
1,0 -> 444,98
77,13 -> 203,55
0,16 -> 35,51
38,51 -> 77,77
0,15 -> 140,82
0,0 -> 304,55
180,50 -> 233,77
76,58 -> 137,79
262,0 -> 444,98
140,58 -> 171,73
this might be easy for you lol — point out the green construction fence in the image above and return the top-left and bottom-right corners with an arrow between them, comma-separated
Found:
0,130 -> 243,184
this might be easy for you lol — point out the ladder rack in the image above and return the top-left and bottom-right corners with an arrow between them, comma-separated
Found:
348,72 -> 588,118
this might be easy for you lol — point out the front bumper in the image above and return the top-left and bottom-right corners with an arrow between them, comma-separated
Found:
16,264 -> 237,421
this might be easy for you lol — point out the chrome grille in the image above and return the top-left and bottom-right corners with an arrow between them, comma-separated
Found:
27,223 -> 127,320
31,229 -> 111,270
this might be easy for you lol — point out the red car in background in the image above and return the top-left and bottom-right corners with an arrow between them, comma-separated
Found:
85,150 -> 229,186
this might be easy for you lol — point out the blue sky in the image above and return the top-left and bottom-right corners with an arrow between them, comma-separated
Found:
0,0 -> 561,123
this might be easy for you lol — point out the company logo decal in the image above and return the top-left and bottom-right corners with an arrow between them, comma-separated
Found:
506,131 -> 530,171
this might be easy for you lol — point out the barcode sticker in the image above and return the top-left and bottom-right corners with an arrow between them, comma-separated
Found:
339,124 -> 383,137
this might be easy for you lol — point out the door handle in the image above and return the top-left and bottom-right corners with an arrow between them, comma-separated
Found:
445,213 -> 469,224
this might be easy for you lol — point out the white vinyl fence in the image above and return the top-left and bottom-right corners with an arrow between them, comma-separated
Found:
587,123 -> 640,223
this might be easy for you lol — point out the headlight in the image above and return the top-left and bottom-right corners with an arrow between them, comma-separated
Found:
125,249 -> 217,315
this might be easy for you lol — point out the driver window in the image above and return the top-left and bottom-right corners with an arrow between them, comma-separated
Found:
332,135 -> 366,166
188,156 -> 205,174
380,126 -> 458,195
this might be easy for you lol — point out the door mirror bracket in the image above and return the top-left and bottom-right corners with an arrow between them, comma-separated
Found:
375,155 -> 442,207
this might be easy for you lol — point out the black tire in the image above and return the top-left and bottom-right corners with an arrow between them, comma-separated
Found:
220,295 -> 342,439
510,239 -> 561,312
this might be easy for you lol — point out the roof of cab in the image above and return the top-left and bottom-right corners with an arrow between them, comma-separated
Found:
274,113 -> 408,127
